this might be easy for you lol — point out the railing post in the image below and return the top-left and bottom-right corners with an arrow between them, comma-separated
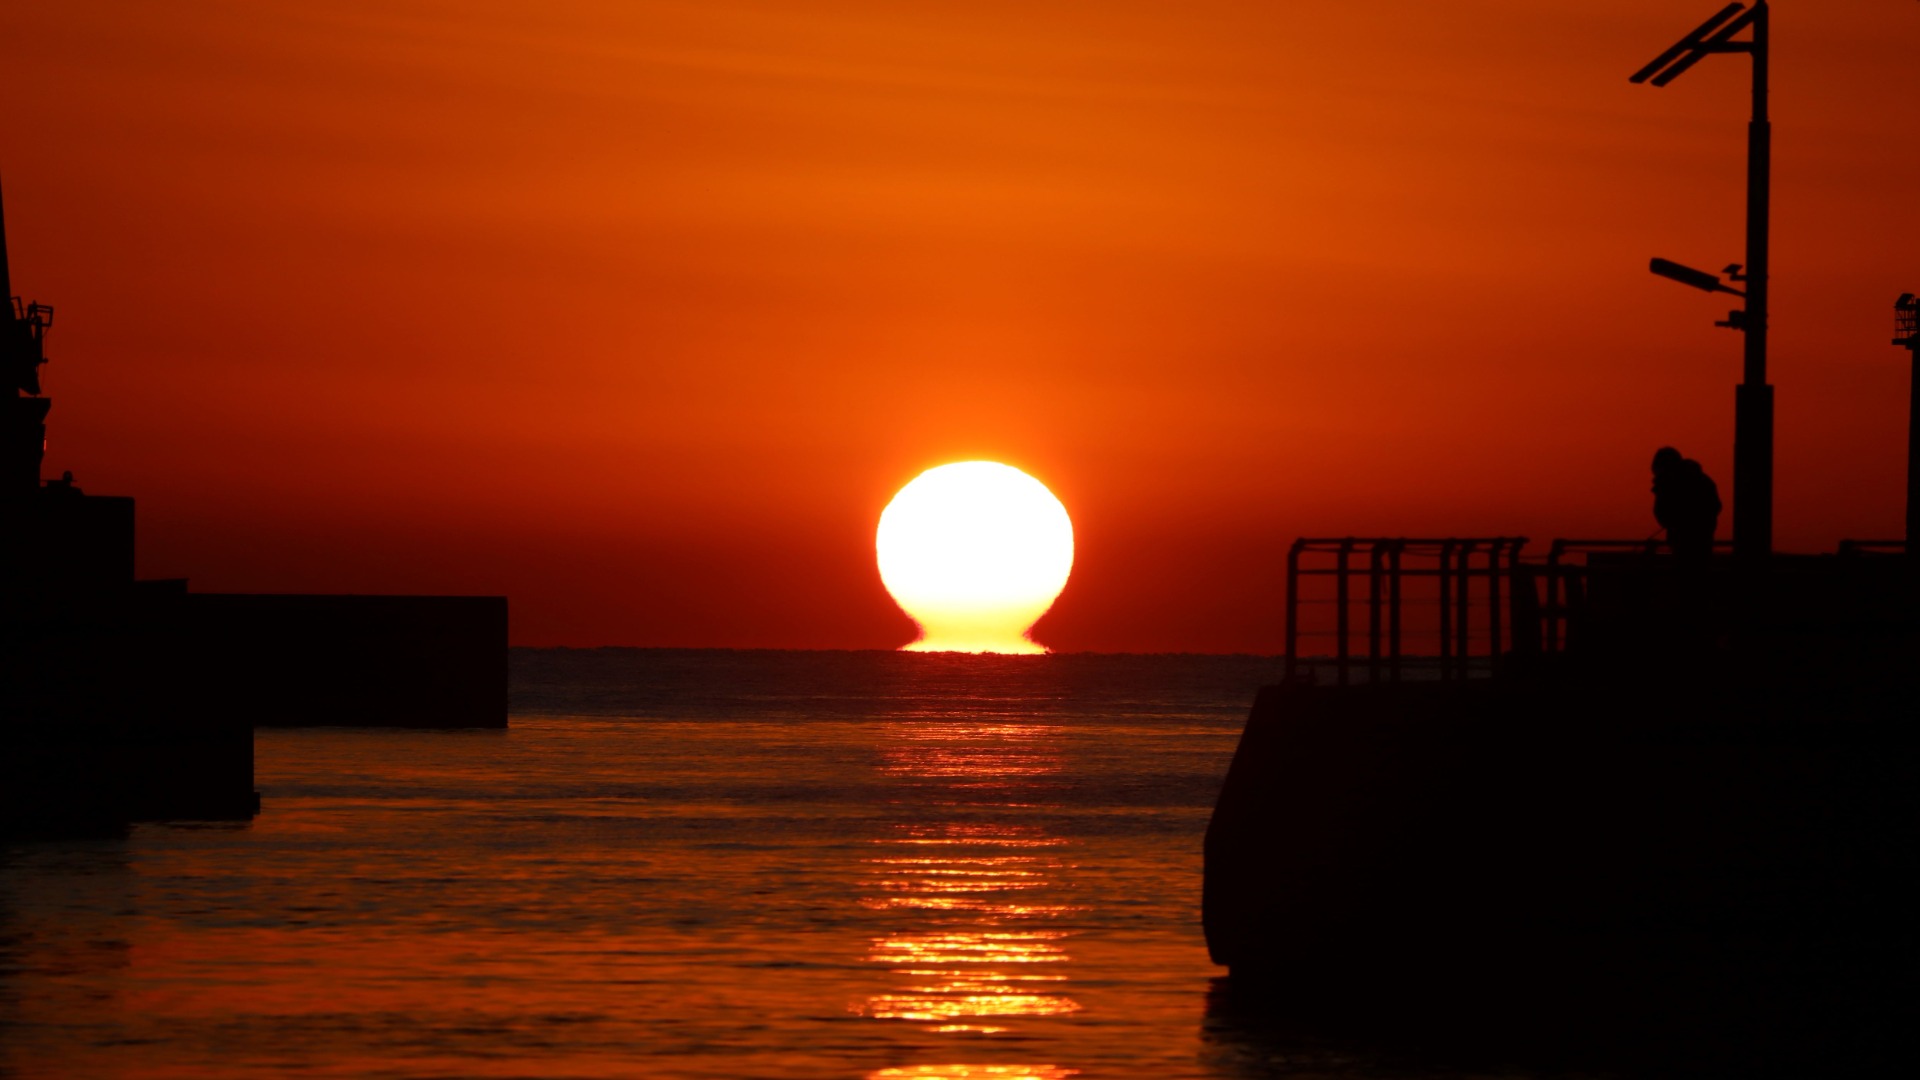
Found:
1487,539 -> 1505,660
1335,538 -> 1353,687
1367,541 -> 1384,684
1511,539 -> 1530,656
1545,540 -> 1564,653
1564,566 -> 1584,654
1285,540 -> 1304,681
1388,542 -> 1403,681
1438,539 -> 1455,680
1456,541 -> 1476,679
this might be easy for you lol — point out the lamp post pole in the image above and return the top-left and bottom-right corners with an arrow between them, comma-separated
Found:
1633,1 -> 1773,561
1896,295 -> 1920,547
1733,1 -> 1771,562
1909,330 -> 1919,550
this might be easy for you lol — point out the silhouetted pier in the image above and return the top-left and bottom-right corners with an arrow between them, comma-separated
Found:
1282,534 -> 1912,685
1208,537 -> 1918,1068
1282,537 -> 1528,683
1205,4 -> 1917,1068
1,182 -> 507,838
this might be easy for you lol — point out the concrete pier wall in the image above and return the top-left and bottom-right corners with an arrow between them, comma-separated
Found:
2,588 -> 506,835
1,583 -> 255,835
190,593 -> 508,728
1203,674 -> 1919,1009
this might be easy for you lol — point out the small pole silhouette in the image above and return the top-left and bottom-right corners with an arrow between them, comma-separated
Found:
1632,2 -> 1772,563
1896,294 -> 1919,547
0,173 -> 10,305
1,175 -> 57,494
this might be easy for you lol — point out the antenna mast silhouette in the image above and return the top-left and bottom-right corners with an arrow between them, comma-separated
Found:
2,175 -> 57,494
1632,1 -> 1771,562
0,174 -> 10,305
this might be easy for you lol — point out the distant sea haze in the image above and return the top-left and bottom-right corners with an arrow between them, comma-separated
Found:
0,649 -> 1328,1079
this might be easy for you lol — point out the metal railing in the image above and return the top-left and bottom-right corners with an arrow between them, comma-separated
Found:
1539,539 -> 1748,652
1284,537 -> 1527,685
1288,536 -> 1912,685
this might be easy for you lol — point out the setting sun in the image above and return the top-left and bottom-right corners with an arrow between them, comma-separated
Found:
876,462 -> 1074,654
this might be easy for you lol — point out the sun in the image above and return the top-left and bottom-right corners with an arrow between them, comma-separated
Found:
876,461 -> 1074,654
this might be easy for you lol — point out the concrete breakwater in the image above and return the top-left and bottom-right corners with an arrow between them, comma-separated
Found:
192,593 -> 507,729
2,586 -> 507,836
2,185 -> 506,837
1203,668 -> 1919,1064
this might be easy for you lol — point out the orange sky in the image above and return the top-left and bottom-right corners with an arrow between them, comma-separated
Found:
3,0 -> 1917,651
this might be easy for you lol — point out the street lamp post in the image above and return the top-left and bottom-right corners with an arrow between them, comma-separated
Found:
1633,1 -> 1772,562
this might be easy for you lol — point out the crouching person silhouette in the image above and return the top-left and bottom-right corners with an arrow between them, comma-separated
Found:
1651,446 -> 1722,566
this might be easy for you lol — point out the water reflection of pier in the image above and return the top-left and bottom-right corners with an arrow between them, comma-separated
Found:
857,718 -> 1083,1038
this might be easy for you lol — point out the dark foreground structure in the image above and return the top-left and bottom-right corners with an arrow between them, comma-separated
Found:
1204,543 -> 1918,1072
1,185 -> 506,838
1206,7 -> 1915,1070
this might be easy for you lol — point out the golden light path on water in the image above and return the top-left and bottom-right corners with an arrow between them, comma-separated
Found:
871,1060 -> 1082,1068
857,713 -> 1083,1077
0,652 -> 1265,1078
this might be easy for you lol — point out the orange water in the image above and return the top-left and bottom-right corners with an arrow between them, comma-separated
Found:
1,651 -> 1296,1078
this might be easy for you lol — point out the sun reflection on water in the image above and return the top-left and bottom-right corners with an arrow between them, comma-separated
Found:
869,1066 -> 1080,1079
856,717 -> 1082,1044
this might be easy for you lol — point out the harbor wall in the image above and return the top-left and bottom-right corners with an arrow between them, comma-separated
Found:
190,593 -> 508,728
3,587 -> 506,835
1203,675 -> 1918,1009
1,582 -> 255,835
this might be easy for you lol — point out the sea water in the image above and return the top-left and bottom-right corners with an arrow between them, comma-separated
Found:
0,649 -> 1338,1079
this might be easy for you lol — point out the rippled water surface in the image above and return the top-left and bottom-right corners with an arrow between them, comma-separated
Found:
1,650 -> 1321,1078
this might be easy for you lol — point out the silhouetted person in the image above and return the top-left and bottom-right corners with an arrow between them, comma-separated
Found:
1651,447 -> 1721,565
44,469 -> 84,500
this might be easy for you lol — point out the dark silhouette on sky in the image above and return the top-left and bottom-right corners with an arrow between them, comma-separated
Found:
2,182 -> 507,839
1206,5 -> 1917,1074
1651,445 -> 1721,562
1633,0 -> 1772,562
0,177 -> 51,398
1898,291 -> 1919,544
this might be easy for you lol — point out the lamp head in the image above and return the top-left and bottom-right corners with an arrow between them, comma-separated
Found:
1650,257 -> 1744,296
